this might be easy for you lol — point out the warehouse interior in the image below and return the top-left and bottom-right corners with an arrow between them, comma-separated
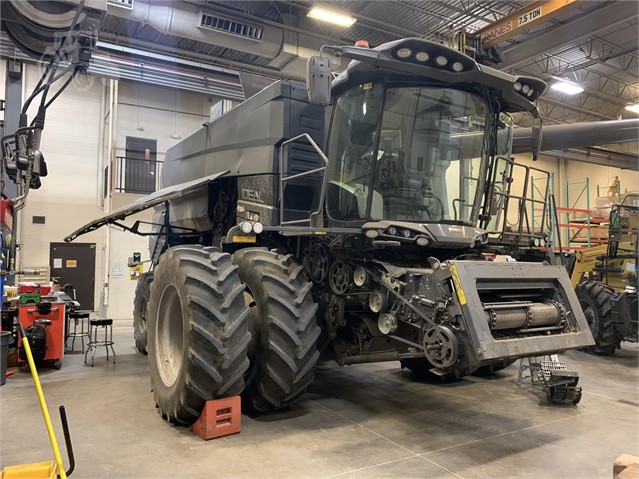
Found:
0,1 -> 637,478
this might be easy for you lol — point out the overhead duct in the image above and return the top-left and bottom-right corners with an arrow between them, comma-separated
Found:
105,0 -> 341,78
106,0 -> 284,59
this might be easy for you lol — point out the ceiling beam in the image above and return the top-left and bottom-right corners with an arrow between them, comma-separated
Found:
538,96 -> 616,121
477,0 -> 581,48
499,1 -> 639,69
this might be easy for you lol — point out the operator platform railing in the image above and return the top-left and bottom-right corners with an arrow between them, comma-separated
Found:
483,156 -> 551,247
278,133 -> 329,227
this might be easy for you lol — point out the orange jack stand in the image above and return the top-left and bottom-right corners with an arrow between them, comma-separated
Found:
191,396 -> 241,440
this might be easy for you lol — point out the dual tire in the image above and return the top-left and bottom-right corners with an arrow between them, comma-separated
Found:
232,248 -> 321,412
147,246 -> 320,424
147,246 -> 251,424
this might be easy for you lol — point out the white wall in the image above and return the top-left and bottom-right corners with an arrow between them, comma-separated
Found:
105,80 -> 211,319
104,194 -> 154,320
515,152 -> 639,211
14,68 -> 214,320
19,64 -> 104,310
115,81 -> 212,162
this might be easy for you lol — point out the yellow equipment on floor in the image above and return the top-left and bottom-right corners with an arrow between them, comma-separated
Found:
571,193 -> 638,291
1,323 -> 74,479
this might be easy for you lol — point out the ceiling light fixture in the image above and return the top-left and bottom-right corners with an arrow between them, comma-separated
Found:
550,81 -> 584,95
307,6 -> 356,27
625,103 -> 639,114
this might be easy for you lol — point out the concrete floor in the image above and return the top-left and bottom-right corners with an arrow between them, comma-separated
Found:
1,323 -> 637,479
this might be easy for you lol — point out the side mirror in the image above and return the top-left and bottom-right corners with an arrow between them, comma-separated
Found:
306,56 -> 332,105
531,125 -> 542,161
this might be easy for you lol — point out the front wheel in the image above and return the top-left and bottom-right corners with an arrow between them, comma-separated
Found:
233,248 -> 320,412
147,246 -> 251,425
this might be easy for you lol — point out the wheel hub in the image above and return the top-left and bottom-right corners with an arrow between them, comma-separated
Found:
423,326 -> 459,368
155,284 -> 184,387
582,303 -> 596,334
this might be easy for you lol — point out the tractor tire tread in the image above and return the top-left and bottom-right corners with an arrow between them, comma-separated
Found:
148,246 -> 250,425
233,248 -> 320,412
133,272 -> 154,355
576,280 -> 621,355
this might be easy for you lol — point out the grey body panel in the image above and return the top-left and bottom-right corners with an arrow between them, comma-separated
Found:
448,260 -> 593,363
162,80 -> 324,188
65,171 -> 228,242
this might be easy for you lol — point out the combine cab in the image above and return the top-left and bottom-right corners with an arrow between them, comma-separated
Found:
66,38 -> 594,423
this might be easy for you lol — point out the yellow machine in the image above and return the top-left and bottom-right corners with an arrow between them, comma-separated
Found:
571,193 -> 638,292
573,194 -> 638,355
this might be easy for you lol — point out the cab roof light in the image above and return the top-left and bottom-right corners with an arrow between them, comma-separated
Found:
396,47 -> 412,59
307,6 -> 356,27
391,42 -> 470,72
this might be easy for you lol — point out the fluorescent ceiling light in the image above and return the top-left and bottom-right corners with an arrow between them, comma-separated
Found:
307,6 -> 356,27
550,81 -> 584,95
625,103 -> 639,113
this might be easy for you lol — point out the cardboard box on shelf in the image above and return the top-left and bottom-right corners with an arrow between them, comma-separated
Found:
570,225 -> 609,241
591,195 -> 618,219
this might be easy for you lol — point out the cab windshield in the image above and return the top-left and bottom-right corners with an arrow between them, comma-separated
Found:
327,83 -> 500,225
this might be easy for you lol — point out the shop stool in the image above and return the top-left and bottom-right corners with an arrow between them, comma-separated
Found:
66,310 -> 90,352
85,318 -> 115,367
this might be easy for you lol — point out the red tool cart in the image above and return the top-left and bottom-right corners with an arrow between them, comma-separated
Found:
18,297 -> 65,369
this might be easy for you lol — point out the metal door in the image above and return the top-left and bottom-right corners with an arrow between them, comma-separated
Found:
50,242 -> 96,310
125,137 -> 157,193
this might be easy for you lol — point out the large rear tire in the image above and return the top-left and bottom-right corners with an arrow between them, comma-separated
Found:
133,272 -> 153,355
147,246 -> 251,425
575,280 -> 621,355
232,248 -> 320,412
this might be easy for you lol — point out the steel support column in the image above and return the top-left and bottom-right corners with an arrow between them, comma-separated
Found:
2,59 -> 22,199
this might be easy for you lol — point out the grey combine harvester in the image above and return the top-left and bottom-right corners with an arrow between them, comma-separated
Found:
67,38 -> 596,423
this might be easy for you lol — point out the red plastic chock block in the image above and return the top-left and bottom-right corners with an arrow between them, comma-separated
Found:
191,396 -> 241,440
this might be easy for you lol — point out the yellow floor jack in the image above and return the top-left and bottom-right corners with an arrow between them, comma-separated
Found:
1,322 -> 75,479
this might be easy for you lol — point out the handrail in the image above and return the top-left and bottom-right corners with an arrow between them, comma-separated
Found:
484,155 -> 551,246
113,156 -> 163,194
278,133 -> 329,227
